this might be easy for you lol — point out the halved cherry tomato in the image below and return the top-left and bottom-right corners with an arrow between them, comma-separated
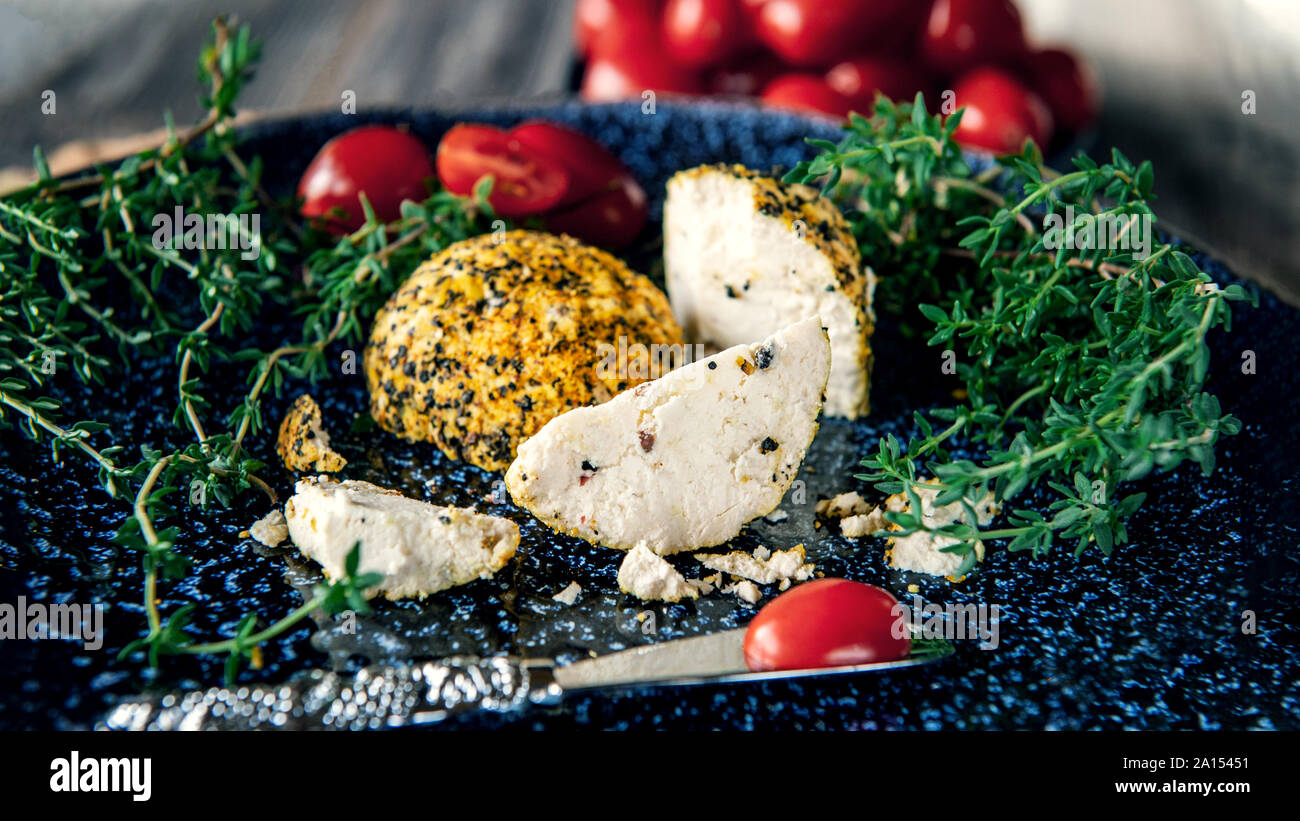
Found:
435,124 -> 569,217
1022,47 -> 1099,136
509,121 -> 648,246
297,125 -> 434,233
950,67 -> 1053,153
825,56 -> 928,111
921,0 -> 1026,75
760,73 -> 852,118
575,0 -> 663,59
754,0 -> 908,66
744,578 -> 911,672
662,0 -> 748,69
510,121 -> 633,206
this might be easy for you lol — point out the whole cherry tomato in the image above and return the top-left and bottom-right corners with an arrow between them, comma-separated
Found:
574,0 -> 663,59
509,121 -> 648,246
921,0 -> 1026,75
754,0 -> 908,66
297,125 -> 434,233
581,49 -> 704,101
662,0 -> 748,68
825,56 -> 928,110
949,67 -> 1053,153
435,124 -> 569,217
1022,47 -> 1099,136
744,578 -> 911,672
707,52 -> 785,96
760,73 -> 852,118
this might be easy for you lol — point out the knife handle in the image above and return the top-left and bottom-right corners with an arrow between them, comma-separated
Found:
101,656 -> 563,731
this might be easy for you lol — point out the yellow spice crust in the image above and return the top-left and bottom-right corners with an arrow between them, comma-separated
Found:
364,230 -> 682,471
276,394 -> 346,473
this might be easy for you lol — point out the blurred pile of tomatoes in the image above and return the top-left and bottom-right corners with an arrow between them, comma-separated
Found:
576,0 -> 1099,154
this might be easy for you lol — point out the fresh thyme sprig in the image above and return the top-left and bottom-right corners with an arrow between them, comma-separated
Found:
0,16 -> 496,683
787,95 -> 1254,571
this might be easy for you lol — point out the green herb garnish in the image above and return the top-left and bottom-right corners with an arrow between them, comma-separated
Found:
0,17 -> 495,683
787,95 -> 1253,570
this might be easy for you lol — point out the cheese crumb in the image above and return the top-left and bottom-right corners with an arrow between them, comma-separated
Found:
248,509 -> 288,547
730,580 -> 761,604
695,544 -> 813,585
840,507 -> 887,539
815,490 -> 870,519
618,543 -> 700,602
276,394 -> 347,473
884,484 -> 999,577
552,581 -> 582,605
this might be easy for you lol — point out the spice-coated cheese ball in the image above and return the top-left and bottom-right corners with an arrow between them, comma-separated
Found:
365,230 -> 682,471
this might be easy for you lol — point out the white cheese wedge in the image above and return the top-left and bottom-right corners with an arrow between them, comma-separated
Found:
506,317 -> 830,554
617,544 -> 699,602
664,164 -> 877,418
284,476 -> 519,600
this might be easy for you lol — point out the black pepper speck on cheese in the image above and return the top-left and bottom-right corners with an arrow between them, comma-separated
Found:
364,230 -> 681,472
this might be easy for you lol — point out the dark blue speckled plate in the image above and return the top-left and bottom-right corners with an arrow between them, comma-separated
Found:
1,101 -> 1298,730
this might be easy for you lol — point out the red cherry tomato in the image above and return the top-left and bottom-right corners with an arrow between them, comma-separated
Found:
435,124 -> 569,217
581,50 -> 704,101
760,73 -> 852,118
1022,47 -> 1099,136
297,126 -> 434,233
755,0 -> 907,66
575,0 -> 663,59
825,56 -> 928,110
921,0 -> 1026,75
950,67 -> 1053,153
544,176 -> 648,248
509,121 -> 649,246
662,0 -> 747,68
744,578 -> 911,672
510,121 -> 630,205
707,52 -> 784,95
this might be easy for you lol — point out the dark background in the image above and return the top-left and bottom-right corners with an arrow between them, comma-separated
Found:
0,0 -> 1297,305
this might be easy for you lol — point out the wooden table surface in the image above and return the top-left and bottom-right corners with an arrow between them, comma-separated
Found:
1,0 -> 1296,305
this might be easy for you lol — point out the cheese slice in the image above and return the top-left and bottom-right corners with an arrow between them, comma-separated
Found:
284,476 -> 519,600
506,317 -> 829,554
664,164 -> 876,419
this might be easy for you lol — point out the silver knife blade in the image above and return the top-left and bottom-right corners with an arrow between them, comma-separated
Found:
554,629 -> 749,690
551,628 -> 950,692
